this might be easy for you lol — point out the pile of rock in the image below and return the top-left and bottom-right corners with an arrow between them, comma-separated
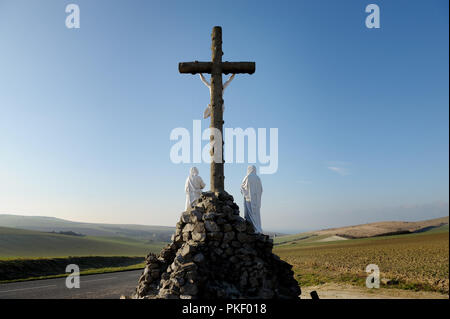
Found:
133,191 -> 301,299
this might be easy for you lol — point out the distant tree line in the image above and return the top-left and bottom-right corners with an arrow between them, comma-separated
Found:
48,230 -> 85,237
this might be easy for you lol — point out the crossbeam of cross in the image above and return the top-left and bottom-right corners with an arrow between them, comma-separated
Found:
178,26 -> 255,192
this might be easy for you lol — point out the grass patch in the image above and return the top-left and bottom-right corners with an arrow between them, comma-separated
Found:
0,226 -> 167,259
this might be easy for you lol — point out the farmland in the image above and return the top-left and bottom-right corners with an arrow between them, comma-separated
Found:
274,230 -> 449,294
0,226 -> 166,282
0,214 -> 174,242
0,226 -> 166,259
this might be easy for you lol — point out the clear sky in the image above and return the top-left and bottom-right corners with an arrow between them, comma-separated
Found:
0,0 -> 448,233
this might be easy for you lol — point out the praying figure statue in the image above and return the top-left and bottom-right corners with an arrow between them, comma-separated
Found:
240,165 -> 263,233
185,167 -> 206,210
199,73 -> 235,119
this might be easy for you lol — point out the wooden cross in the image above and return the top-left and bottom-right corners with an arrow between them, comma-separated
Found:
179,26 -> 255,192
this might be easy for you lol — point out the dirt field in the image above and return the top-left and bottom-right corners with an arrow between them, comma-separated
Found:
274,231 -> 449,296
301,283 -> 449,299
316,216 -> 449,238
274,217 -> 449,246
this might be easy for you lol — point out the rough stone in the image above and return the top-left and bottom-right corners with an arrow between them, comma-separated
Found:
180,211 -> 190,224
180,244 -> 195,257
237,233 -> 249,243
191,210 -> 203,223
193,253 -> 205,263
180,283 -> 198,295
223,231 -> 235,242
204,220 -> 220,232
193,222 -> 206,233
234,220 -> 247,232
183,223 -> 195,233
132,191 -> 301,299
192,231 -> 206,242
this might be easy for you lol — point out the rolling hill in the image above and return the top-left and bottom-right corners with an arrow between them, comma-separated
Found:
0,226 -> 166,259
0,214 -> 174,242
274,216 -> 449,245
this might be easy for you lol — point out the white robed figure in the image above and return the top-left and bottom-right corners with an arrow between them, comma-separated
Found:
199,73 -> 235,119
185,167 -> 206,210
240,165 -> 263,233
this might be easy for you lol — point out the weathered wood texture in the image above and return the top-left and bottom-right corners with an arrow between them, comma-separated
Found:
179,62 -> 255,74
178,26 -> 255,192
210,26 -> 224,192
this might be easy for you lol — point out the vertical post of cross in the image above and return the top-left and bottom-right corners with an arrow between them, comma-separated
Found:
178,26 -> 255,193
210,26 -> 224,192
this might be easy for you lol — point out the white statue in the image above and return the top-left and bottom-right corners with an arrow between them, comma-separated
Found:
240,165 -> 263,233
185,167 -> 206,210
199,73 -> 235,119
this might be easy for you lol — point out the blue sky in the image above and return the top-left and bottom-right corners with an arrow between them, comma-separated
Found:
0,0 -> 448,233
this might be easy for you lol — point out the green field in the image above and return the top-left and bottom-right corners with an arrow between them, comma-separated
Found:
422,224 -> 449,234
0,214 -> 174,242
274,229 -> 449,294
0,226 -> 166,259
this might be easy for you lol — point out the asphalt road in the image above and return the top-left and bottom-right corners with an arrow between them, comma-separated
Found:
0,269 -> 142,299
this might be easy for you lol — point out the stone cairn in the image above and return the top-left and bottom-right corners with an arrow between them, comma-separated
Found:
132,191 -> 301,299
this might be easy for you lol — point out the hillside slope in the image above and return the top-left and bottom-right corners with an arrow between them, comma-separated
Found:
317,216 -> 449,238
274,216 -> 449,245
0,214 -> 174,242
0,226 -> 165,258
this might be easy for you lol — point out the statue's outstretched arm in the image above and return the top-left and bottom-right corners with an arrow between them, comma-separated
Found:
223,74 -> 235,91
199,73 -> 211,88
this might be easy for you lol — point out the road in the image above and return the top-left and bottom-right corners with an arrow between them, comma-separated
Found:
2,271 -> 448,299
0,269 -> 142,299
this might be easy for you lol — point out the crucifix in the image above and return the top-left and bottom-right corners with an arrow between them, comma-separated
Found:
179,26 -> 255,193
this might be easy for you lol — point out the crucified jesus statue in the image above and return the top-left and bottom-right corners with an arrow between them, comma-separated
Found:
199,73 -> 235,119
179,26 -> 255,192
